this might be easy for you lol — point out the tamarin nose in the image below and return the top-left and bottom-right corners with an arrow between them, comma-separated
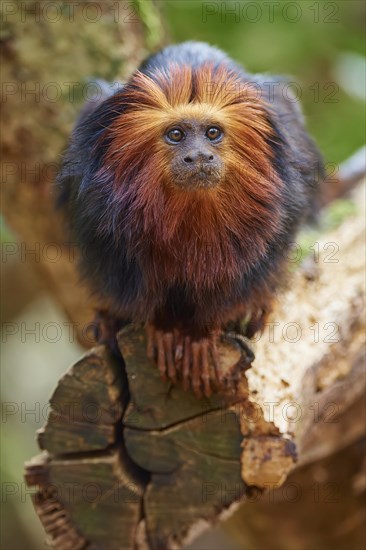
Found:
183,151 -> 214,164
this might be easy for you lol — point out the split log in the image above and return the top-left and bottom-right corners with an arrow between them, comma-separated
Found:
25,180 -> 365,549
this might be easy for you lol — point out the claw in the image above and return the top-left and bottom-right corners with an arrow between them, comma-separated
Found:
93,311 -> 124,356
200,340 -> 211,397
164,332 -> 177,383
210,333 -> 223,385
224,332 -> 255,365
191,342 -> 203,398
182,336 -> 191,391
156,330 -> 167,381
146,324 -> 155,359
174,329 -> 184,363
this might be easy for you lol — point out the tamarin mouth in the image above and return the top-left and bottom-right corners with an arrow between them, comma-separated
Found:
175,170 -> 223,189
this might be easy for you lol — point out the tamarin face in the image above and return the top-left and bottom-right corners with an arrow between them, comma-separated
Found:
163,119 -> 224,189
104,64 -> 278,200
97,63 -> 285,287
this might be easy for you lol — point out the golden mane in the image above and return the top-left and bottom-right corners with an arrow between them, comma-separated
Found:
102,63 -> 283,291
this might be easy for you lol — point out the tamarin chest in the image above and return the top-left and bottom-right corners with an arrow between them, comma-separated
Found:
142,233 -> 241,291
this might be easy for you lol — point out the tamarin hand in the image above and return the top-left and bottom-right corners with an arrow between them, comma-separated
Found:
146,325 -> 226,397
57,42 -> 324,396
146,325 -> 255,397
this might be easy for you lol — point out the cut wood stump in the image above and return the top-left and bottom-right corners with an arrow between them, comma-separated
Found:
25,180 -> 365,549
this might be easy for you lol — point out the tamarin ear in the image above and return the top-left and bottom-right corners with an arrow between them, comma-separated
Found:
254,75 -> 325,224
75,79 -> 124,125
55,80 -> 124,212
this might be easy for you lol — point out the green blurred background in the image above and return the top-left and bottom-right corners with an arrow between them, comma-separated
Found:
1,1 -> 365,548
164,0 -> 365,164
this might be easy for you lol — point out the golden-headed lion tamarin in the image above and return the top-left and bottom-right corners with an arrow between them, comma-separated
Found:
57,42 -> 324,397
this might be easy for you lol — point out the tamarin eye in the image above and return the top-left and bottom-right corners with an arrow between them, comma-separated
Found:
206,127 -> 223,141
166,128 -> 185,143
